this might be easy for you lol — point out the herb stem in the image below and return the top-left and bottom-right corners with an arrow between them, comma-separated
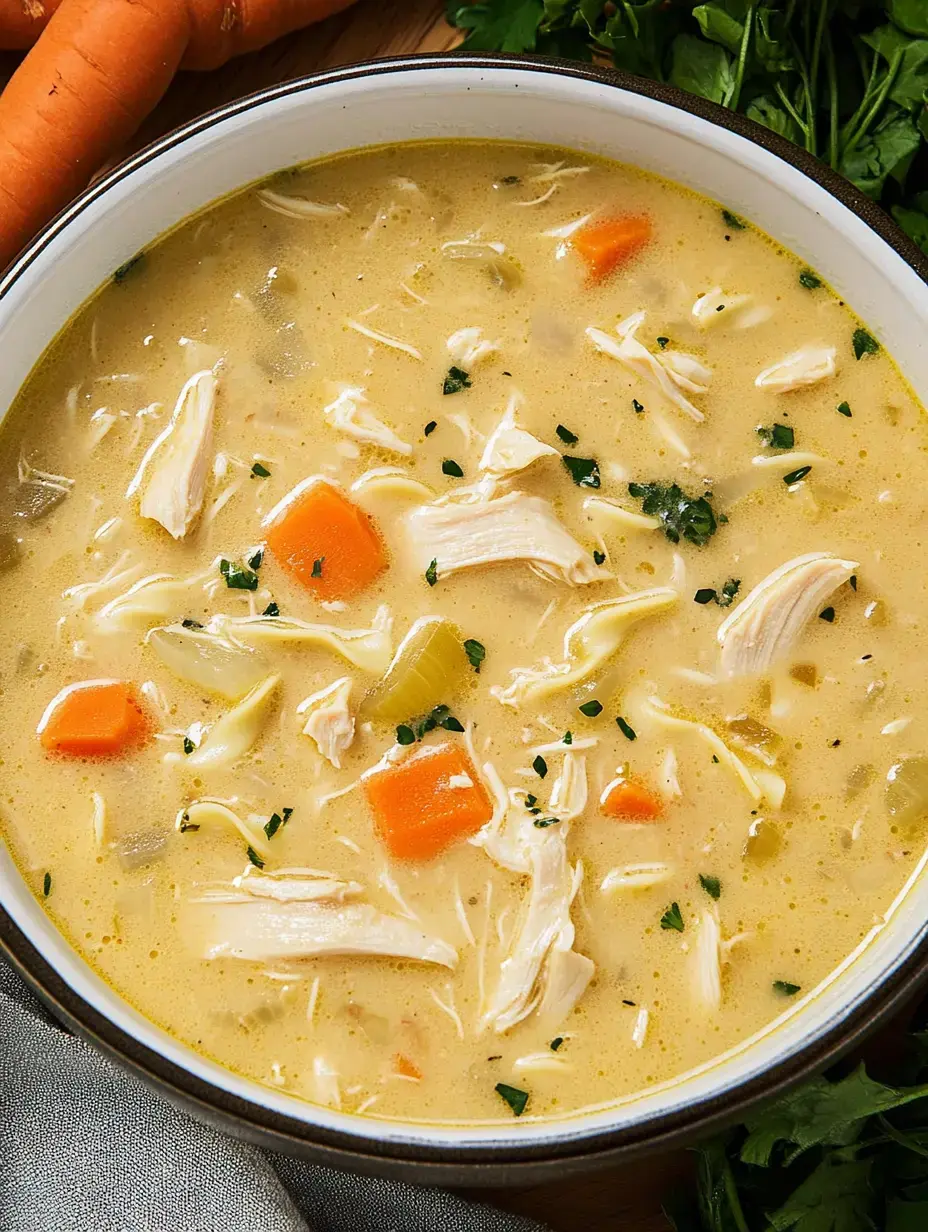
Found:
774,82 -> 810,138
825,26 -> 838,170
725,4 -> 755,112
841,49 -> 903,163
808,0 -> 830,153
876,1114 -> 928,1161
838,49 -> 881,151
722,1156 -> 752,1232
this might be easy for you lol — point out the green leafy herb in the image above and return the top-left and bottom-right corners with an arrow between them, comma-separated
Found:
464,638 -> 486,673
837,400 -> 853,417
181,618 -> 203,629
495,1082 -> 529,1117
532,755 -> 548,779
524,794 -> 538,809
757,422 -> 796,449
262,601 -> 280,617
247,547 -> 264,571
850,574 -> 858,591
699,874 -> 721,900
500,174 -> 521,185
820,606 -> 836,622
443,366 -> 472,395
403,704 -> 467,742
694,579 -> 740,608
183,736 -> 194,756
556,423 -> 579,445
113,251 -> 145,283
251,461 -> 271,478
42,872 -> 51,898
632,398 -> 645,414
799,268 -> 822,289
533,816 -> 561,829
593,550 -> 606,566
246,846 -> 265,869
563,731 -> 573,745
425,559 -> 438,587
562,456 -> 601,489
442,459 -> 464,478
783,465 -> 812,486
853,327 -> 880,359
264,807 -> 293,840
772,980 -> 802,997
311,557 -> 324,579
178,814 -> 199,833
694,588 -> 717,605
578,699 -> 603,718
616,716 -> 637,742
424,420 -> 437,436
220,559 -> 259,591
721,209 -> 745,231
660,901 -> 684,932
550,1037 -> 564,1052
628,481 -> 718,547
396,725 -> 416,746
656,336 -> 670,349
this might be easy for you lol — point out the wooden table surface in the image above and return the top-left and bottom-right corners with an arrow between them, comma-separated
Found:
1,4 -> 687,1227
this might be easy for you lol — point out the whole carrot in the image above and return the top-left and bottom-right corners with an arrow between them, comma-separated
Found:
0,0 -> 357,269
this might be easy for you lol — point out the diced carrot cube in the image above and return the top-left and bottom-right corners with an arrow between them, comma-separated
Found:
572,214 -> 652,283
38,681 -> 149,757
394,1054 -> 422,1081
601,777 -> 663,822
265,479 -> 387,601
363,742 -> 493,860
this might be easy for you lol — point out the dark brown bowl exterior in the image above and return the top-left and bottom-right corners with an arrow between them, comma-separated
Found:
3,53 -> 928,1187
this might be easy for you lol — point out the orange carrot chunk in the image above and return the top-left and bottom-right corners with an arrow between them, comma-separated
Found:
363,742 -> 493,860
265,479 -> 387,601
601,777 -> 663,822
572,214 -> 652,283
393,1054 -> 423,1081
38,680 -> 149,757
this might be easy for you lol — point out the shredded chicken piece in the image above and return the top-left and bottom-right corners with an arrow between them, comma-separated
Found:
311,1056 -> 342,1109
126,370 -> 217,539
717,552 -> 858,678
405,490 -> 610,586
211,605 -> 393,675
632,1007 -> 649,1049
62,552 -> 144,611
322,386 -> 412,456
257,189 -> 349,219
345,318 -> 421,360
494,589 -> 677,707
183,675 -> 280,769
693,909 -> 723,1011
586,313 -> 706,421
297,677 -> 355,769
479,394 -> 558,479
691,287 -> 753,328
754,345 -> 837,392
547,752 -> 588,821
91,792 -> 107,847
235,864 -> 363,903
446,327 -> 500,369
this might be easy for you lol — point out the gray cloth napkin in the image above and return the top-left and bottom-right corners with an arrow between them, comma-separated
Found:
0,961 -> 547,1232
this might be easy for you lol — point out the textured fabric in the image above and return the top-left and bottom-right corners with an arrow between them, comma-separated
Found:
0,961 -> 546,1232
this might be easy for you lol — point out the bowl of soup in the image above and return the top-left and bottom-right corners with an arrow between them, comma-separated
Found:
2,53 -> 928,1183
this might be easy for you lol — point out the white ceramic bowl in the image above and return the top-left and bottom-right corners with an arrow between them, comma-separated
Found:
2,54 -> 928,1185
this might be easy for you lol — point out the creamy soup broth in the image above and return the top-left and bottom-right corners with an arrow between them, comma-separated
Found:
1,142 -> 926,1125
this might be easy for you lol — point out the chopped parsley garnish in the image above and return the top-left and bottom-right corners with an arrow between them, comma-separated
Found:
183,736 -> 194,755
443,366 -> 472,395
495,1082 -> 529,1116
819,606 -> 836,622
500,174 -> 521,185
181,618 -> 203,629
757,423 -> 795,449
532,755 -> 548,779
400,704 -> 467,742
694,588 -> 716,605
442,459 -> 464,478
712,754 -> 720,763
533,816 -> 561,828
178,814 -> 200,833
849,574 -> 858,591
699,874 -> 721,900
264,807 -> 293,840
632,398 -> 645,414
783,465 -> 812,486
42,872 -> 51,898
628,481 -> 718,547
579,699 -> 603,718
425,559 -> 438,587
262,601 -> 280,617
113,251 -> 145,283
563,731 -> 573,745
247,547 -> 264,571
661,901 -> 684,932
593,550 -> 606,566
656,336 -> 669,349
396,725 -> 416,745
525,794 -> 538,809
311,556 -> 324,578
799,269 -> 822,289
424,420 -> 437,436
721,208 -> 745,231
550,1037 -> 564,1052
693,578 -> 741,608
837,400 -> 852,417
464,638 -> 486,673
773,980 -> 801,997
220,558 -> 259,591
616,716 -> 637,742
852,328 -> 879,359
556,424 -> 579,445
251,461 -> 271,478
562,456 -> 600,489
246,846 -> 265,869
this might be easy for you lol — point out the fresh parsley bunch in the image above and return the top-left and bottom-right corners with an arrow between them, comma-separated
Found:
446,0 -> 928,252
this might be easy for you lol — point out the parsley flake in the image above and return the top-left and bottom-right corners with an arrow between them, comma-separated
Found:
532,755 -> 548,779
563,731 -> 573,745
251,461 -> 271,478
783,465 -> 812,486
443,366 -> 472,394
721,209 -> 745,231
425,559 -> 438,587
616,716 -> 637,741
773,980 -> 801,997
183,736 -> 194,755
550,1037 -> 564,1051
311,557 -> 324,578
533,816 -> 561,829
182,618 -> 203,629
632,398 -> 645,414
661,901 -> 684,932
556,424 -> 579,445
579,699 -> 603,718
442,459 -> 464,478
849,575 -> 857,591
562,456 -> 600,489
264,807 -> 293,840
852,328 -> 879,359
464,638 -> 486,673
699,874 -> 721,900
396,725 -> 416,745
757,423 -> 795,450
220,558 -> 259,591
694,588 -> 717,605
424,420 -> 437,436
628,481 -> 718,547
837,400 -> 852,417
42,872 -> 51,898
246,846 -> 265,869
113,251 -> 145,283
656,336 -> 669,349
819,606 -> 836,622
495,1083 -> 529,1116
799,269 -> 822,289
593,550 -> 606,566
262,601 -> 280,617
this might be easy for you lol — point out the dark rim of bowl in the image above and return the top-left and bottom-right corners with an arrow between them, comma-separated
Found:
2,53 -> 928,1181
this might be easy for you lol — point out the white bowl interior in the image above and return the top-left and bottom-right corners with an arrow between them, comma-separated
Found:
3,61 -> 928,1154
